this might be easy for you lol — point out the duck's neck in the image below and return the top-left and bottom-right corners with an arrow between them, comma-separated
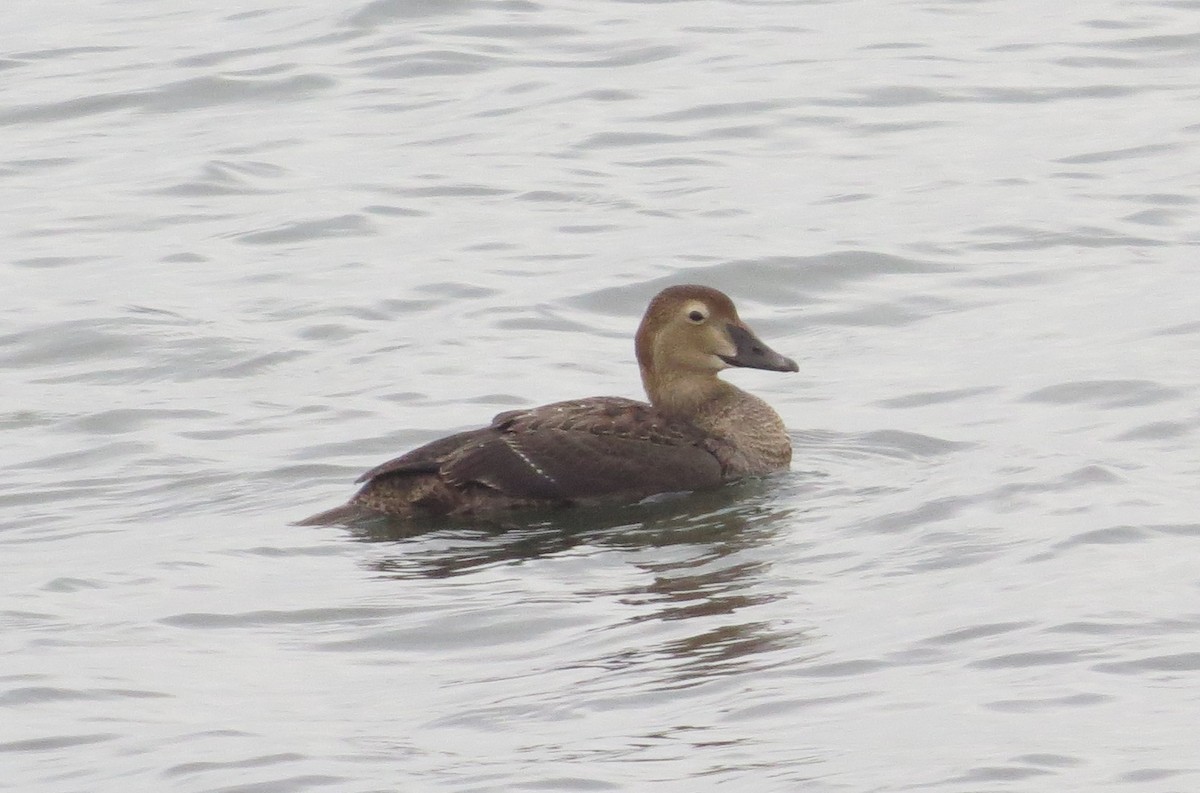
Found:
641,369 -> 740,425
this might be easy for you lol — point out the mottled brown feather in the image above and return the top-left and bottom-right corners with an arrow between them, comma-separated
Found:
350,398 -> 724,511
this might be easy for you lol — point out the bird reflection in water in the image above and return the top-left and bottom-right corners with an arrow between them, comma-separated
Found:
343,477 -> 816,682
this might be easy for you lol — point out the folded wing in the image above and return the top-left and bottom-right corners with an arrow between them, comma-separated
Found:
356,397 -> 724,504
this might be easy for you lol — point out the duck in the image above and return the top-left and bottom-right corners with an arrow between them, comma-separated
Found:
298,285 -> 797,524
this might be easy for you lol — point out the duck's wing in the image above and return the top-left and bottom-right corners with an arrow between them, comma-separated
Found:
355,428 -> 491,482
358,397 -> 724,503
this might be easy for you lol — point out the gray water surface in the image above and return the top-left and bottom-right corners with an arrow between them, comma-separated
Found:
3,1 -> 1199,791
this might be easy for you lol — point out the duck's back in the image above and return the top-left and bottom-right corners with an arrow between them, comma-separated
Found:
340,397 -> 725,518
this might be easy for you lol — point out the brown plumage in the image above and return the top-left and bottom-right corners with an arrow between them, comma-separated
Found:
298,285 -> 797,524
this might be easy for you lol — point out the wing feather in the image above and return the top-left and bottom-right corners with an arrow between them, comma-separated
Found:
356,397 -> 725,503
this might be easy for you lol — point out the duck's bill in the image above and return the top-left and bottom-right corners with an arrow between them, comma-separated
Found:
720,324 -> 799,372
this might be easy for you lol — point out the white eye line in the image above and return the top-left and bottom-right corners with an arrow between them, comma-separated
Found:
684,301 -> 709,324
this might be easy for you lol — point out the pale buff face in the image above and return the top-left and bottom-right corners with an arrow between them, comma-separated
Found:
650,298 -> 740,376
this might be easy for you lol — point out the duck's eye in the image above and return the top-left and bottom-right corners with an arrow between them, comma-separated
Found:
687,310 -> 706,323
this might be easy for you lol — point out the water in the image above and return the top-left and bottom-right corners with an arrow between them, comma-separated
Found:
3,0 -> 1199,790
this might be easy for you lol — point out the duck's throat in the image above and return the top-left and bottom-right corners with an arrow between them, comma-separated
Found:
643,371 -> 736,422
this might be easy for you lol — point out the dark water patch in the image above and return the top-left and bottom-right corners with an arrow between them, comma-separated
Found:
643,100 -> 786,123
904,528 -> 1010,572
362,204 -> 427,217
943,765 -> 1054,783
164,752 -> 307,777
13,46 -> 126,60
1057,142 -> 1182,165
191,773 -> 349,791
875,386 -> 997,408
975,84 -> 1140,103
857,497 -> 966,534
815,192 -> 871,204
851,119 -> 944,135
1118,192 -> 1198,206
11,254 -> 101,268
1015,753 -> 1083,768
1023,379 -> 1180,408
0,410 -> 58,430
860,41 -> 926,50
295,323 -> 363,342
17,441 -> 151,472
1053,525 -> 1150,548
0,612 -> 58,627
949,258 -> 1064,289
231,543 -> 348,558
236,214 -> 376,244
1046,617 -> 1200,636
160,252 -> 209,263
816,85 -> 960,108
1098,30 -> 1200,51
160,607 -> 402,629
450,23 -> 580,40
846,430 -> 969,459
557,223 -> 623,234
518,189 -> 588,203
519,777 -> 622,791
215,350 -> 308,377
987,467 -> 1124,523
922,621 -> 1033,645
575,131 -> 687,149
41,577 -> 104,592
1155,319 -> 1200,336
152,160 -> 284,197
0,92 -> 140,124
148,74 -> 337,112
526,44 -> 682,70
1056,55 -> 1138,68
415,281 -> 500,299
0,319 -> 140,368
367,50 -> 500,79
971,650 -> 1094,669
1122,207 -> 1187,226
395,183 -> 512,198
4,73 -> 337,124
63,408 -> 218,435
557,88 -> 639,104
0,686 -> 170,705
725,691 -> 873,722
342,298 -> 443,319
0,733 -> 117,752
1045,621 -> 1123,637
315,611 -> 583,653
346,0 -> 495,27
1093,652 -> 1200,674
987,692 -> 1112,711
790,659 -> 887,677
1152,523 -> 1200,537
1116,768 -> 1193,783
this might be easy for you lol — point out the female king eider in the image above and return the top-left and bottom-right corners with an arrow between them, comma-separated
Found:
299,285 -> 796,523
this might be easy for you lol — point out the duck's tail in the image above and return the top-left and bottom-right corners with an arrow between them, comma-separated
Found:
293,502 -> 374,526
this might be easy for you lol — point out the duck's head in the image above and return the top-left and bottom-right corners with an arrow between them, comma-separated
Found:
635,285 -> 797,411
